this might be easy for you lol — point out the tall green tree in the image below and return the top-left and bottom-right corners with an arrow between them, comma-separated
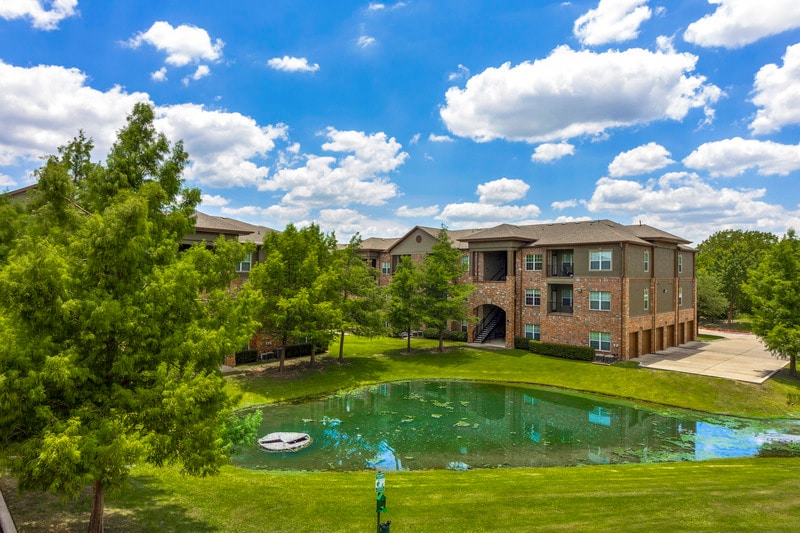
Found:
331,236 -> 387,362
0,103 -> 256,533
696,229 -> 776,324
697,270 -> 727,320
420,227 -> 475,352
387,255 -> 424,353
246,223 -> 337,370
745,229 -> 800,377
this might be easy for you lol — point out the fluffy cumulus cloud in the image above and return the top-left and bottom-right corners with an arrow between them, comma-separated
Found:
0,60 -> 148,167
750,43 -> 800,135
267,56 -> 320,73
531,142 -> 575,162
587,172 -> 800,243
440,46 -> 721,143
200,194 -> 230,207
608,142 -> 674,177
552,199 -> 578,210
428,133 -> 453,142
259,128 -> 407,214
476,177 -> 529,204
154,103 -> 288,188
396,205 -> 440,217
127,21 -> 223,82
0,0 -> 78,30
437,178 -> 540,226
682,137 -> 800,177
684,0 -> 800,48
573,0 -> 652,46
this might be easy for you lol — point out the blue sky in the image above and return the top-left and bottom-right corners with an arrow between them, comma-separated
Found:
1,0 -> 800,245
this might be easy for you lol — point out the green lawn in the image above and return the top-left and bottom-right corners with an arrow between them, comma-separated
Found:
5,336 -> 800,532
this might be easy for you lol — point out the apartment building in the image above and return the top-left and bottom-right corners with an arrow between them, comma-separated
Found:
368,220 -> 696,360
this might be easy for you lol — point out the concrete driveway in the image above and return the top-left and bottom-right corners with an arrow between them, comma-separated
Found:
632,329 -> 788,384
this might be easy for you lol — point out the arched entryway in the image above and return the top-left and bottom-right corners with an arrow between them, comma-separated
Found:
472,304 -> 506,344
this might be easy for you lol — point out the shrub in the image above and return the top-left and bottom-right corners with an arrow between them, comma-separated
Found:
449,330 -> 468,342
423,328 -> 468,342
514,336 -> 529,350
234,349 -> 258,365
528,340 -> 594,361
423,328 -> 439,339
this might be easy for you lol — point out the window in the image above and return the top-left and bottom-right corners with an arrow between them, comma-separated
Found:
589,291 -> 611,311
525,253 -> 543,271
678,287 -> 683,306
561,288 -> 573,307
525,324 -> 540,340
237,252 -> 252,273
643,288 -> 649,310
590,250 -> 612,271
590,331 -> 611,351
462,255 -> 470,272
643,250 -> 649,273
381,261 -> 391,275
461,320 -> 469,332
525,289 -> 541,306
678,254 -> 683,273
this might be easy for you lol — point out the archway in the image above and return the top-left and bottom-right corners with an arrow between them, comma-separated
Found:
472,304 -> 506,344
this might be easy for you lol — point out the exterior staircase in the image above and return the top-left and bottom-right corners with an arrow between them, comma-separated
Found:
474,308 -> 502,343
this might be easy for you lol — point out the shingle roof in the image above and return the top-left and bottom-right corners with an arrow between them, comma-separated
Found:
625,224 -> 692,245
360,237 -> 399,251
193,212 -> 275,245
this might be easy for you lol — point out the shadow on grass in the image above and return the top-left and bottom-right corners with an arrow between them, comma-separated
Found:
1,475 -> 216,533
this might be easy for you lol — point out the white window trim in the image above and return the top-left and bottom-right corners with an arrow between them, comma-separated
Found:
589,291 -> 611,311
590,331 -> 611,351
589,250 -> 612,271
237,252 -> 252,273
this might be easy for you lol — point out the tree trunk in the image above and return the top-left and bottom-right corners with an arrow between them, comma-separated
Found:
279,336 -> 286,373
791,354 -> 797,378
88,479 -> 104,533
310,343 -> 316,367
438,330 -> 444,352
726,305 -> 734,325
338,331 -> 345,363
406,327 -> 411,353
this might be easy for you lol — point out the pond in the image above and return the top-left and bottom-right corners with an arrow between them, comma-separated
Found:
231,381 -> 800,472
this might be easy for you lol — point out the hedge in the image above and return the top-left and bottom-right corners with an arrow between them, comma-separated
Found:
234,349 -> 258,365
527,340 -> 595,361
514,336 -> 529,350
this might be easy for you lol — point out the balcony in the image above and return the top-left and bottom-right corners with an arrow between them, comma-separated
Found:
548,250 -> 574,278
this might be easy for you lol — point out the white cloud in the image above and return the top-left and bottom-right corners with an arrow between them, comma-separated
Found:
608,142 -> 674,177
396,205 -> 440,217
154,103 -> 288,188
440,45 -> 722,143
267,56 -> 320,73
128,21 -> 224,67
368,3 -> 385,10
750,43 -> 800,135
552,199 -> 578,210
587,172 -> 800,243
200,194 -> 230,207
477,178 -> 529,205
531,142 -> 575,162
409,133 -> 421,145
0,173 -> 17,188
437,202 -> 542,226
436,178 -> 540,226
448,64 -> 470,81
183,65 -> 210,85
358,35 -> 377,48
0,60 -> 149,167
428,133 -> 454,142
151,66 -> 168,82
318,208 -> 368,233
684,0 -> 800,48
682,137 -> 800,177
573,0 -> 652,46
260,128 -> 408,210
0,0 -> 78,30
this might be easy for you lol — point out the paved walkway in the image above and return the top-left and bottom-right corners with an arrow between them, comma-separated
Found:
632,329 -> 788,384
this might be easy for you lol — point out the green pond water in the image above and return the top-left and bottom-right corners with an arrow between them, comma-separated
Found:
231,381 -> 800,472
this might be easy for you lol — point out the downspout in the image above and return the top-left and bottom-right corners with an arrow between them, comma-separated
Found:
620,242 -> 626,359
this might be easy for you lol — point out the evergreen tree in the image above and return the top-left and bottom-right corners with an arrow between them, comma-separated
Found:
0,103 -> 256,533
387,255 -> 424,353
420,227 -> 474,352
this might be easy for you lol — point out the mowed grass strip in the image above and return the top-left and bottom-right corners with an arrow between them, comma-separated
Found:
227,336 -> 800,418
8,459 -> 800,532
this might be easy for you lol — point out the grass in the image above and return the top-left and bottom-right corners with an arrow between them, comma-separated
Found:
5,336 -> 800,531
226,336 -> 800,418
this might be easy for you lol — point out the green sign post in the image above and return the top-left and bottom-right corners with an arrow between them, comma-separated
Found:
375,472 -> 390,532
